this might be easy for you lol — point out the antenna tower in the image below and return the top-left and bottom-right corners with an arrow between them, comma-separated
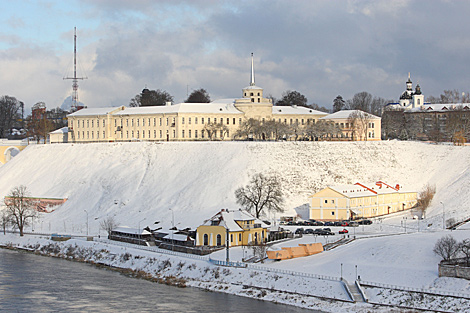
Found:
64,27 -> 87,111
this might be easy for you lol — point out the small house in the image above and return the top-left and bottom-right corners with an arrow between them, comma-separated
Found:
196,209 -> 269,247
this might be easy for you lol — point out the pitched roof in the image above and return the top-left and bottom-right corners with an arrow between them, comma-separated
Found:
314,181 -> 415,198
320,110 -> 380,120
272,105 -> 329,116
202,209 -> 269,232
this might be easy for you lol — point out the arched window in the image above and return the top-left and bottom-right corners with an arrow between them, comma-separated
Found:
203,234 -> 208,245
216,234 -> 222,246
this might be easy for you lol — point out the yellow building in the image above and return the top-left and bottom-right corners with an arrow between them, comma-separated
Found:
319,110 -> 381,141
196,209 -> 269,247
0,139 -> 28,165
309,181 -> 417,221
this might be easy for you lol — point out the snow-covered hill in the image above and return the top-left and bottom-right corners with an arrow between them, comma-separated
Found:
0,141 -> 469,233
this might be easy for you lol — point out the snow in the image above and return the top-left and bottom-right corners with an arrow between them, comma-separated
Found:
1,140 -> 470,311
319,110 -> 380,119
271,106 -> 328,116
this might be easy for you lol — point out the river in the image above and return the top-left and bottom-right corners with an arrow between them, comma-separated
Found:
0,249 -> 320,312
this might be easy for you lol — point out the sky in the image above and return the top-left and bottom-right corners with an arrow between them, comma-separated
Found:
1,0 -> 470,112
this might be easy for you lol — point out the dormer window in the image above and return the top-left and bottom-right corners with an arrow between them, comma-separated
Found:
250,92 -> 253,96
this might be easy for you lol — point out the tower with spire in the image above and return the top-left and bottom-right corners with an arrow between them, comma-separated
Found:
234,53 -> 273,119
396,73 -> 424,109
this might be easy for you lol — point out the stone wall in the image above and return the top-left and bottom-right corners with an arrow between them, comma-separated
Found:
439,260 -> 470,280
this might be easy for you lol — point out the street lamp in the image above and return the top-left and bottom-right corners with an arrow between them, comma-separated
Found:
340,263 -> 343,280
440,202 -> 445,230
355,265 -> 358,280
169,208 -> 175,250
84,210 -> 89,236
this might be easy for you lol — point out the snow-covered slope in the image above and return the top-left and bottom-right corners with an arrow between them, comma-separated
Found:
0,141 -> 469,233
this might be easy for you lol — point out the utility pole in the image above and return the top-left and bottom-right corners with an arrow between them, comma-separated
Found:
226,228 -> 230,263
64,27 -> 87,111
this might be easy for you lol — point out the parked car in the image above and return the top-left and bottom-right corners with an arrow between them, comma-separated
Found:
334,221 -> 342,226
313,221 -> 325,226
349,221 -> 359,227
324,221 -> 334,226
339,229 -> 349,234
322,228 -> 332,232
295,228 -> 304,234
304,228 -> 314,234
341,221 -> 349,227
358,219 -> 373,225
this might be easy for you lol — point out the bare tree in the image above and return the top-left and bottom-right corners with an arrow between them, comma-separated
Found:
0,95 -> 22,138
1,207 -> 10,235
235,173 -> 284,218
417,184 -> 436,218
460,239 -> 470,266
433,235 -> 460,261
4,185 -> 38,236
203,122 -> 228,140
348,110 -> 372,141
100,216 -> 118,235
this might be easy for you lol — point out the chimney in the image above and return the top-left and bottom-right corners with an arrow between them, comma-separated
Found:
395,184 -> 400,190
166,101 -> 172,106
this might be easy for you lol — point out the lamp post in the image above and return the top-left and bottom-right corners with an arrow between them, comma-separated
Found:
355,265 -> 358,280
440,202 -> 445,230
169,208 -> 175,250
84,209 -> 89,236
340,263 -> 343,280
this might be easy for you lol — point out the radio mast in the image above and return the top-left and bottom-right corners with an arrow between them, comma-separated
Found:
64,27 -> 87,111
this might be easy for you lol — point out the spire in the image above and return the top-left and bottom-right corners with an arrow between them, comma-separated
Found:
407,72 -> 412,83
250,53 -> 255,86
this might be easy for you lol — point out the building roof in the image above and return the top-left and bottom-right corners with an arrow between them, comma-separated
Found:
67,107 -> 122,117
112,226 -> 152,235
49,127 -> 68,134
319,110 -> 380,120
272,105 -> 329,116
201,209 -> 269,232
317,181 -> 415,198
408,103 -> 470,113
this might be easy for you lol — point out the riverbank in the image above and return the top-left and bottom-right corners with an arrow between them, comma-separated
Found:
0,234 -> 380,313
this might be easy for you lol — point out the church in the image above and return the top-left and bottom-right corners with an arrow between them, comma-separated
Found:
65,55 -> 380,143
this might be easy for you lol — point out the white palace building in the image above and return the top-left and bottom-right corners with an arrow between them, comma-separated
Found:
64,55 -> 380,143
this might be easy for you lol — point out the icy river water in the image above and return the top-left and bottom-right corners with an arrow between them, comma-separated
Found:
0,249 -> 321,312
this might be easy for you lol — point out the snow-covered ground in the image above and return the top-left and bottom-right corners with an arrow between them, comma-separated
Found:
1,141 -> 470,311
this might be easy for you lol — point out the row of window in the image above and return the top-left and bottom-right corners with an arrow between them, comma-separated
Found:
202,232 -> 264,246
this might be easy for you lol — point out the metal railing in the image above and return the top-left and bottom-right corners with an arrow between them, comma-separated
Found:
244,263 -> 341,282
208,258 -> 247,268
361,280 -> 470,299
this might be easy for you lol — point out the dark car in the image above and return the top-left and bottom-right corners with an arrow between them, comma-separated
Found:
295,228 -> 304,234
304,228 -> 314,234
324,221 -> 334,226
334,221 -> 342,226
358,219 -> 373,225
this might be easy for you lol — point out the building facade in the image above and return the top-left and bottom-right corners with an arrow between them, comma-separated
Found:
319,110 -> 381,141
309,181 -> 418,221
65,55 -> 381,143
196,209 -> 268,247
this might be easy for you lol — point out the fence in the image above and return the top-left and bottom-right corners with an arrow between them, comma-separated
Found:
208,258 -> 247,268
245,263 -> 341,282
94,238 -> 209,262
360,280 -> 470,299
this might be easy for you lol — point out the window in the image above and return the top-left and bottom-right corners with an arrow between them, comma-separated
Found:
233,118 -> 235,124
148,130 -> 150,138
132,119 -> 134,127
202,130 -> 205,138
103,131 -> 105,138
216,234 -> 222,246
173,130 -> 175,137
82,120 -> 84,127
189,130 -> 191,138
227,118 -> 229,125
182,130 -> 185,138
201,117 -> 204,124
203,234 -> 208,245
159,118 -> 162,126
182,117 -> 185,124
230,234 -> 233,242
137,131 -> 139,138
250,92 -> 253,96
257,92 -> 260,96
220,118 -> 223,124
132,131 -> 134,138
77,132 -> 80,139
226,130 -> 229,138
195,130 -> 198,138
166,118 -> 169,126
127,131 -> 129,138
195,117 -> 198,124
189,117 -> 191,124
220,130 -> 223,138
87,131 -> 89,139
251,98 -> 254,102
239,233 -> 242,241
154,118 -> 156,126
126,119 -> 128,127
332,200 -> 335,204
239,118 -> 242,125
258,98 -> 260,103
325,200 -> 328,204
142,130 -> 145,138
331,211 -> 335,215
97,131 -> 99,139
154,130 -> 156,138
302,119 -> 304,125
137,119 -> 139,127
142,119 -> 145,127
91,120 -> 94,127
159,130 -> 162,138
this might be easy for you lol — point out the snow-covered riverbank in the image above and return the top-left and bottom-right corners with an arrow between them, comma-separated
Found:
2,233 -> 470,312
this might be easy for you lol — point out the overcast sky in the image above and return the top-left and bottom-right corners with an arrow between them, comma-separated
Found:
1,0 -> 470,112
